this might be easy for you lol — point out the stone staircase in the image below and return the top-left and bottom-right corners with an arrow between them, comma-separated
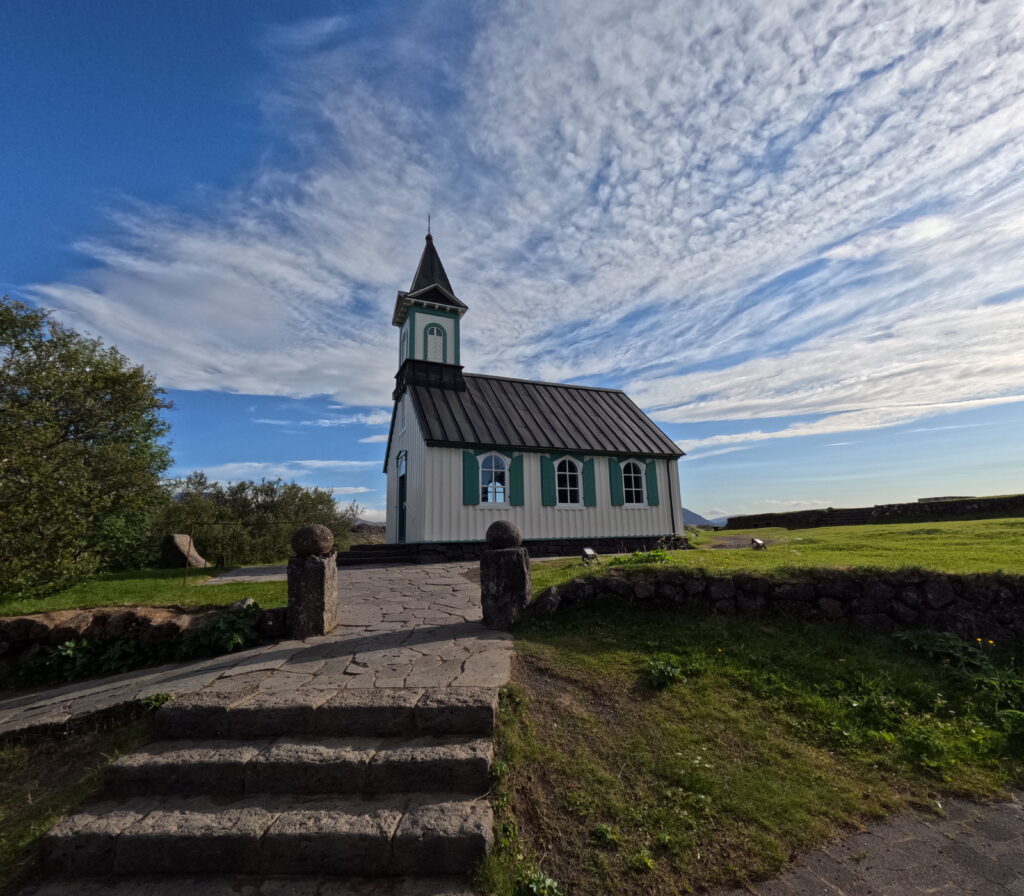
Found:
27,688 -> 496,895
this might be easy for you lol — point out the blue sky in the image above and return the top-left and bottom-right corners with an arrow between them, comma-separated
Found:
3,0 -> 1024,522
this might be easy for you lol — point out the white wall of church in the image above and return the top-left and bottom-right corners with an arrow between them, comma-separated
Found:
384,394 -> 429,544
417,447 -> 682,543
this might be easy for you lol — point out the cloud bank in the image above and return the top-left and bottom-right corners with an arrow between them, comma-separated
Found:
25,0 -> 1024,448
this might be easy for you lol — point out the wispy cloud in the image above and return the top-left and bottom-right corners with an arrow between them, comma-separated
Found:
22,0 -> 1024,452
301,410 -> 392,428
187,460 -> 379,481
358,433 -> 389,443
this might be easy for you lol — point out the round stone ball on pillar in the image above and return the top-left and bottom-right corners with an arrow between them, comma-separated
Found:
485,519 -> 522,550
291,524 -> 335,557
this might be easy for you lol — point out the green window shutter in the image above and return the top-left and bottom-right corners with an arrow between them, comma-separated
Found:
608,457 -> 624,506
462,451 -> 480,505
540,455 -> 556,506
645,460 -> 660,506
509,454 -> 524,506
582,457 -> 597,507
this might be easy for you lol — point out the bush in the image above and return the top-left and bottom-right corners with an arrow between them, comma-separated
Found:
156,472 -> 360,567
0,298 -> 171,599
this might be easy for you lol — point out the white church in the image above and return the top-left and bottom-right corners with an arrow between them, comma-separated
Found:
383,234 -> 685,558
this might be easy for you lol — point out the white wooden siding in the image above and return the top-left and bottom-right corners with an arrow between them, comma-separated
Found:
418,447 -> 682,542
385,395 -> 428,544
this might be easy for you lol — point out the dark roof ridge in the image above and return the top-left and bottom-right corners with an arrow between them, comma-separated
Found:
463,371 -> 626,394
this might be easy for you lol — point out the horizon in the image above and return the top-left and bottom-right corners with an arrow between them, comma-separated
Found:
3,0 -> 1023,523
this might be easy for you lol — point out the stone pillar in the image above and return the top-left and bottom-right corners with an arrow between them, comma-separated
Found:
287,524 -> 338,639
480,520 -> 531,630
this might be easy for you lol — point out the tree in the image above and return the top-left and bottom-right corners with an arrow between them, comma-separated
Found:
0,297 -> 172,600
162,472 -> 359,566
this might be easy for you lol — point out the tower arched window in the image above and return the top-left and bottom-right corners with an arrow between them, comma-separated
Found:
556,458 -> 581,506
622,461 -> 645,505
480,454 -> 507,503
425,324 -> 446,363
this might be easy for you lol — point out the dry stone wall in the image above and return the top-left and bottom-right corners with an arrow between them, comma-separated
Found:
725,494 -> 1024,530
530,568 -> 1024,643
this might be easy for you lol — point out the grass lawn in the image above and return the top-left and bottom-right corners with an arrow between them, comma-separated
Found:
479,605 -> 1023,896
532,517 -> 1024,595
0,716 -> 153,894
0,567 -> 287,617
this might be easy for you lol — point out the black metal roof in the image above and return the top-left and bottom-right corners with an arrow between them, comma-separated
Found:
406,372 -> 683,458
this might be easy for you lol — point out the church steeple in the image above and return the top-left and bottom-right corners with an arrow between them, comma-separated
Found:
409,234 -> 455,297
392,234 -> 468,368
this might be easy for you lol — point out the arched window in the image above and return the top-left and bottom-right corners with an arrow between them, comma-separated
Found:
622,461 -> 645,505
556,458 -> 581,505
425,324 -> 446,362
480,454 -> 507,503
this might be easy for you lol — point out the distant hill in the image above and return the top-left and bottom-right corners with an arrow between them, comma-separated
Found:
682,507 -> 720,527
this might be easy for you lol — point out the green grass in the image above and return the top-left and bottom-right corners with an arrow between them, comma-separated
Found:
0,567 -> 287,616
532,517 -> 1024,595
479,606 -> 1024,896
0,716 -> 153,894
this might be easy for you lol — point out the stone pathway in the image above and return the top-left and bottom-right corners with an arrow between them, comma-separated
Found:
203,564 -> 287,584
0,563 -> 508,740
716,792 -> 1024,896
12,561 -> 510,894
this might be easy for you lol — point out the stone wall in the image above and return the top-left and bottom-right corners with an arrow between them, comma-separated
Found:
725,494 -> 1024,530
401,535 -> 689,563
0,603 -> 287,666
529,567 -> 1024,643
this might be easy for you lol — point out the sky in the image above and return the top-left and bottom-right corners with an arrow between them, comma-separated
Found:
2,0 -> 1023,523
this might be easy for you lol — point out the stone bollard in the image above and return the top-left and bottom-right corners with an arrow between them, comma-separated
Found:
287,524 -> 338,639
480,520 -> 531,630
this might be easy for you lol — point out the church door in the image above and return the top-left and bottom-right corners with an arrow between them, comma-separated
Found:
397,473 -> 407,543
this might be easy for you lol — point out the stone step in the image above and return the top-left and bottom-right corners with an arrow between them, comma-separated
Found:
107,735 -> 493,797
22,876 -> 476,896
156,688 -> 497,740
44,793 -> 492,877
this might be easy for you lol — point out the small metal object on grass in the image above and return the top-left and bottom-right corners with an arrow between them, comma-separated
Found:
582,547 -> 599,564
751,538 -> 767,551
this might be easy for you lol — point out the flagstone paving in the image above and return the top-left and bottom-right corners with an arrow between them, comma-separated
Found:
0,562 -> 509,740
714,792 -> 1024,895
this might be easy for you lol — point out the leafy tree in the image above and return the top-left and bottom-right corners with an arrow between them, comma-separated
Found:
161,472 -> 359,566
0,297 -> 172,600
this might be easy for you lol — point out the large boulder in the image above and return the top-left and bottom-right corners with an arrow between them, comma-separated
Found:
160,534 -> 210,569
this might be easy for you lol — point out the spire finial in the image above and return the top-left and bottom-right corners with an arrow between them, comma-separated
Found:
427,212 -> 431,237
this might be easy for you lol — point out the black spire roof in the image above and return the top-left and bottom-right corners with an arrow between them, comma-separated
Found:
392,234 -> 468,326
409,234 -> 455,296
